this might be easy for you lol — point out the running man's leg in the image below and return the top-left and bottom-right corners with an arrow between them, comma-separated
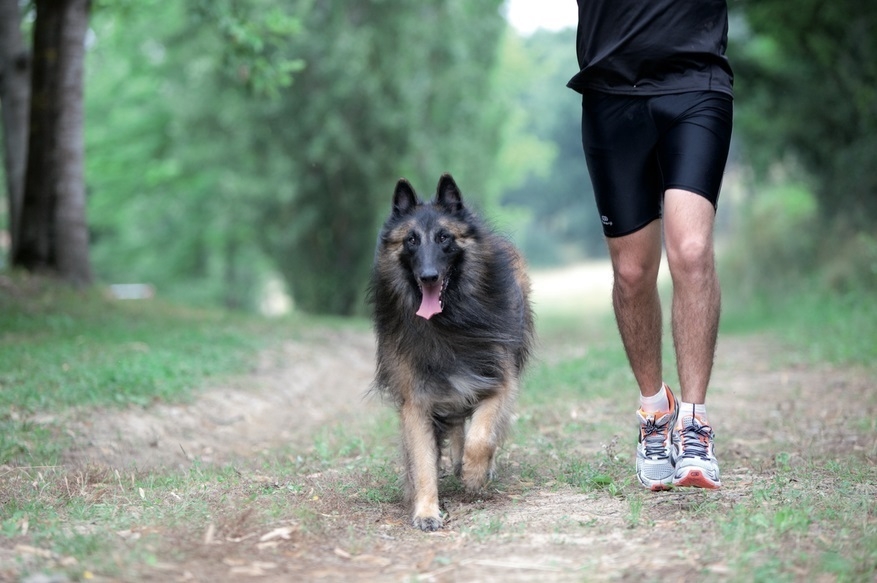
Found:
662,188 -> 721,405
654,91 -> 731,489
606,220 -> 664,398
663,189 -> 723,489
609,221 -> 683,490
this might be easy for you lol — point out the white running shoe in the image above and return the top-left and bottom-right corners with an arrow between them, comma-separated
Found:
635,384 -> 679,491
673,413 -> 721,489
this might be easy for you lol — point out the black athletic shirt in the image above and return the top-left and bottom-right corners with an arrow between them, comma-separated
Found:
567,0 -> 734,96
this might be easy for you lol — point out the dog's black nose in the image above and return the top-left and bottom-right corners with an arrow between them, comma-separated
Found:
419,271 -> 439,284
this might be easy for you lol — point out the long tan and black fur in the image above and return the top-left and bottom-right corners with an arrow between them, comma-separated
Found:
368,173 -> 534,531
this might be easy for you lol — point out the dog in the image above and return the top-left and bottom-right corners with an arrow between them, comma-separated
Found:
368,173 -> 534,531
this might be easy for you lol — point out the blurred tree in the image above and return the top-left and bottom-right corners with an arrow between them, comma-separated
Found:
256,0 -> 507,314
735,1 -> 877,228
84,0 -> 506,315
0,0 -> 30,260
498,29 -> 603,265
85,0 -> 303,308
13,0 -> 93,285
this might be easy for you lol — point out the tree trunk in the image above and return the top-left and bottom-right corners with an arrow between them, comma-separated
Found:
0,0 -> 31,260
54,0 -> 92,284
13,0 -> 92,285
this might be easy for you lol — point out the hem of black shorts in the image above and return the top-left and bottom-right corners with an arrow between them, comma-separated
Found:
664,183 -> 720,210
604,216 -> 661,239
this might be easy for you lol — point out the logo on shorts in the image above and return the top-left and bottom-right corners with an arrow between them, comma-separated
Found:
601,215 -> 613,226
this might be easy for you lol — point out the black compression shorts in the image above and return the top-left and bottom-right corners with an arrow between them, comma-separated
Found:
581,90 -> 733,237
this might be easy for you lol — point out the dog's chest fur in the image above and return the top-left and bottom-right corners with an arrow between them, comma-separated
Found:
403,330 -> 508,412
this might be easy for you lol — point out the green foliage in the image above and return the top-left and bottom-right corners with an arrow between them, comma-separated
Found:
86,0 -> 299,310
256,0 -> 508,315
84,0 -> 509,316
188,0 -> 305,98
495,29 -> 604,265
726,2 -> 877,316
720,182 -> 877,365
722,182 -> 819,293
733,0 -> 877,228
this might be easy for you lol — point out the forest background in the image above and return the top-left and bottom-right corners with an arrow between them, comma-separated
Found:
1,0 -> 876,314
1,2 -> 875,580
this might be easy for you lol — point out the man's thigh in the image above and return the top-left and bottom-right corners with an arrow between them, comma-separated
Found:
581,92 -> 663,238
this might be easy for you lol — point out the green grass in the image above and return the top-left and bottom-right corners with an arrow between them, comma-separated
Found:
1,463 -> 261,579
462,512 -> 508,542
0,279 -> 298,465
712,459 -> 877,581
1,290 -> 269,410
521,344 -> 632,405
721,285 -> 877,365
526,283 -> 877,581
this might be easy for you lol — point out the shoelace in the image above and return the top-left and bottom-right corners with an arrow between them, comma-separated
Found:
641,417 -> 671,458
679,420 -> 713,460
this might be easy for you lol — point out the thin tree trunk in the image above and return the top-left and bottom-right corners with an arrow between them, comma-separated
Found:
13,0 -> 92,285
54,0 -> 92,284
14,0 -> 63,272
0,0 -> 31,260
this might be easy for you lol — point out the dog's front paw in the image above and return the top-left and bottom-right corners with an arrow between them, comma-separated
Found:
461,470 -> 490,493
412,514 -> 443,532
461,457 -> 495,493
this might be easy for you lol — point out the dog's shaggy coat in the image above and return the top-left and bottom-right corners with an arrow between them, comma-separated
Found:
368,174 -> 534,531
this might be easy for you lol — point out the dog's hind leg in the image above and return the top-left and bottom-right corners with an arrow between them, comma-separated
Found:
461,381 -> 516,492
400,401 -> 443,531
448,422 -> 465,479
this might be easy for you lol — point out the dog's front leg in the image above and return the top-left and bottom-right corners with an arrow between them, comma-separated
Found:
461,383 -> 514,492
400,400 -> 442,531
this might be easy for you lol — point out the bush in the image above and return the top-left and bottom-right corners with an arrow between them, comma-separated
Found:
720,182 -> 877,364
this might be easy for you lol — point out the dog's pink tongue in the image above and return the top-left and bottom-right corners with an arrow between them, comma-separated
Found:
416,283 -> 443,320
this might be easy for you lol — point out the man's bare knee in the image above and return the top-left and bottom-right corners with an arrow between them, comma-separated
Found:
613,259 -> 660,296
667,236 -> 714,280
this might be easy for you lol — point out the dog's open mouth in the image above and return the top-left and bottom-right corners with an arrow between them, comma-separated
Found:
416,279 -> 446,320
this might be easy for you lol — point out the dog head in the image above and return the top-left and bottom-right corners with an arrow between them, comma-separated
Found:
378,174 -> 476,320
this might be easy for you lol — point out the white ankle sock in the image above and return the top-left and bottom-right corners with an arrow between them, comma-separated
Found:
678,401 -> 708,425
639,383 -> 670,413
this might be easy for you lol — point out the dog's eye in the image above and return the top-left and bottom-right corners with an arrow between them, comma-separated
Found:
437,232 -> 449,244
407,234 -> 419,246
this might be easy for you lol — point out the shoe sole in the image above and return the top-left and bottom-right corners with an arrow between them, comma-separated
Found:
637,474 -> 674,491
673,468 -> 721,489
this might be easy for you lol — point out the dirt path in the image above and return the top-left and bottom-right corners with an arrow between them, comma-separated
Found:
41,264 -> 877,581
64,327 -> 379,471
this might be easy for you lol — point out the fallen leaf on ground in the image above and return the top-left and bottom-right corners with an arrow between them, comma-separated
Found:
14,545 -> 53,558
352,554 -> 392,567
258,526 -> 295,542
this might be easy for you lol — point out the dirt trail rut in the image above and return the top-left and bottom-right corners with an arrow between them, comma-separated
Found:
65,328 -> 379,470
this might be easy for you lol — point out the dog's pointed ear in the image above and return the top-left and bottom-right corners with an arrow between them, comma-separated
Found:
392,178 -> 419,217
435,173 -> 464,214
